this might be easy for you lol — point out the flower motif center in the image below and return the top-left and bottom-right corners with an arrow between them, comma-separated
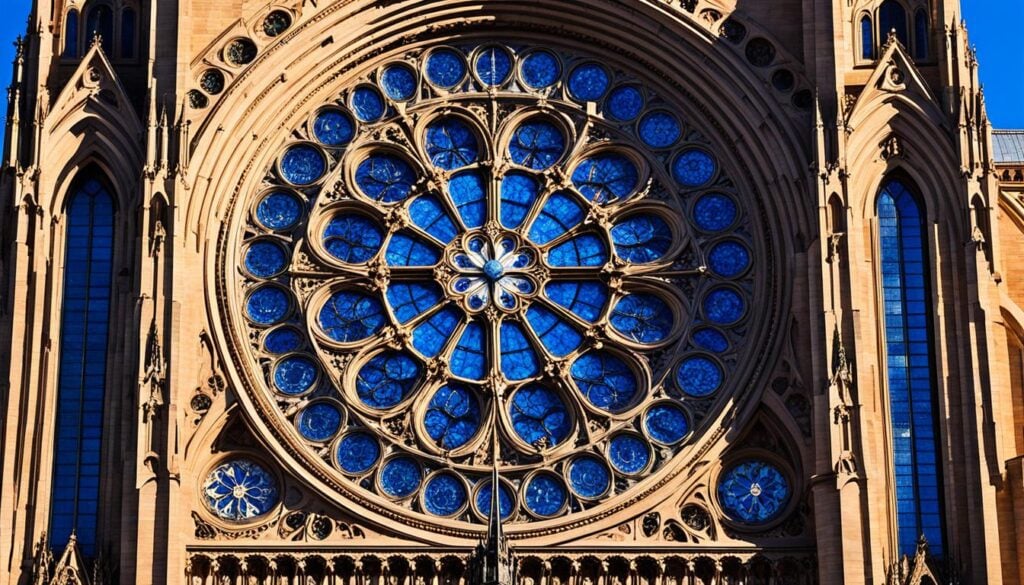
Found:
232,485 -> 249,499
749,482 -> 763,497
483,259 -> 505,281
446,231 -> 540,313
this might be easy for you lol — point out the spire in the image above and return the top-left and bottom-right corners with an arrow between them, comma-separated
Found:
468,435 -> 514,585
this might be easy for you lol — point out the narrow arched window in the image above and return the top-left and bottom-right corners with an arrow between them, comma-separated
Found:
877,179 -> 945,558
914,9 -> 929,60
84,3 -> 114,56
861,15 -> 874,60
63,9 -> 79,58
879,0 -> 909,47
120,7 -> 136,59
49,175 -> 115,558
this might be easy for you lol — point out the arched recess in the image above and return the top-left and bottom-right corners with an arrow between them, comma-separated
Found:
185,0 -> 815,547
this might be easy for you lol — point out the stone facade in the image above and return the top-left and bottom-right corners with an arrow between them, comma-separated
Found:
0,1 -> 1021,584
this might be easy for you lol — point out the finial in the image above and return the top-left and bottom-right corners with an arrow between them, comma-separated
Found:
91,31 -> 103,49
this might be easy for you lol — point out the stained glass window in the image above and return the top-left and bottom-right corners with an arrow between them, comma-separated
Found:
85,4 -> 114,56
914,10 -> 929,60
120,8 -> 136,59
230,42 -> 761,526
49,176 -> 115,557
879,0 -> 909,47
861,15 -> 874,60
877,179 -> 945,557
64,10 -> 79,58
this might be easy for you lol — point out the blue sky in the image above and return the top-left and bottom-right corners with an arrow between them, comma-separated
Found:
0,0 -> 1019,144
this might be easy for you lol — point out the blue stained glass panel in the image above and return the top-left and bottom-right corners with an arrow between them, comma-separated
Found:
246,286 -> 290,325
638,111 -> 681,148
673,149 -> 718,188
510,385 -> 572,448
606,85 -> 644,121
313,109 -> 356,146
567,457 -> 610,499
476,480 -> 515,519
548,234 -> 609,267
861,16 -> 874,60
692,193 -> 737,232
644,403 -> 690,445
409,195 -> 459,243
274,355 -> 318,395
544,281 -> 607,322
280,145 -> 326,185
528,192 -> 584,245
525,304 -> 583,357
608,434 -> 650,475
355,154 -> 417,203
424,474 -> 467,516
676,355 -> 723,397
424,384 -> 481,450
381,64 -> 418,101
412,306 -> 460,357
245,240 -> 287,278
567,63 -> 610,101
500,173 -> 539,229
380,457 -> 422,498
693,327 -> 729,353
524,474 -> 567,517
256,191 -> 302,231
703,288 -> 745,325
386,231 -> 442,266
571,351 -> 637,412
356,351 -> 421,408
572,154 -> 639,204
509,120 -> 566,170
324,214 -> 384,263
611,214 -> 673,263
351,86 -> 386,122
610,293 -> 674,344
500,322 -> 540,380
386,282 -> 443,324
879,0 -> 909,47
426,118 -> 479,170
203,459 -> 279,521
717,460 -> 790,524
708,240 -> 751,278
296,402 -> 343,441
425,48 -> 466,88
475,46 -> 513,85
336,432 -> 380,474
520,51 -> 561,89
451,323 -> 487,380
448,171 -> 487,228
264,327 -> 304,354
318,290 -> 386,342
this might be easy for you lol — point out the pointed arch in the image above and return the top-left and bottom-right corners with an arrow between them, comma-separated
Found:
84,2 -> 114,56
879,0 -> 909,47
63,9 -> 79,59
860,14 -> 874,60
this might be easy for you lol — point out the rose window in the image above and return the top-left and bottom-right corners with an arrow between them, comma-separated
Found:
222,42 -> 777,529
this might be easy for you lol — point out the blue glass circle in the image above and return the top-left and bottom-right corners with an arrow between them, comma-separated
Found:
380,457 -> 422,498
355,154 -> 417,203
571,351 -> 638,412
567,63 -> 610,101
256,191 -> 303,231
508,119 -> 565,170
264,327 -> 303,354
509,385 -> 572,448
674,148 -> 718,187
318,290 -> 387,342
425,118 -> 479,170
380,64 -> 418,101
475,46 -> 513,86
425,384 -> 481,450
572,153 -> 639,204
567,456 -> 610,499
295,402 -> 343,441
692,193 -> 738,232
203,459 -> 279,521
280,145 -> 326,185
313,109 -> 356,146
520,51 -> 561,89
708,240 -> 751,278
717,460 -> 791,524
644,403 -> 690,445
423,473 -> 467,516
608,434 -> 651,475
351,86 -> 386,122
274,355 -> 318,395
524,474 -> 567,517
606,85 -> 645,121
610,293 -> 674,344
693,327 -> 729,353
611,214 -> 673,263
638,111 -> 681,148
324,214 -> 385,263
246,285 -> 290,325
244,239 -> 287,278
336,432 -> 380,474
676,355 -> 724,397
475,480 -> 515,520
703,287 -> 745,325
425,48 -> 466,88
356,351 -> 421,409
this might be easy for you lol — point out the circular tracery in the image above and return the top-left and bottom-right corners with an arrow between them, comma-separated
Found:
226,42 -> 770,528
